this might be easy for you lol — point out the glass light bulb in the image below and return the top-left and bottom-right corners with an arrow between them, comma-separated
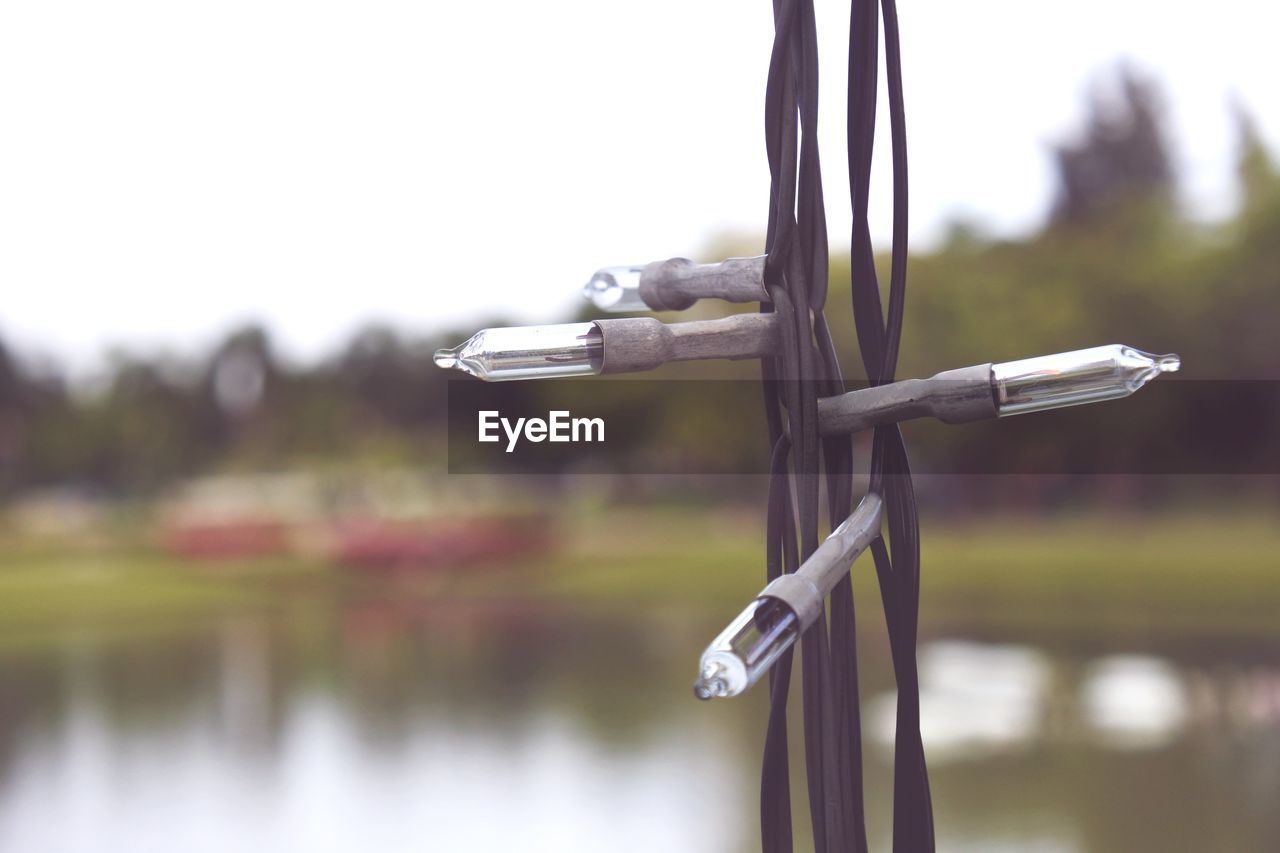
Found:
992,344 -> 1180,416
433,323 -> 603,381
693,597 -> 799,700
582,266 -> 647,312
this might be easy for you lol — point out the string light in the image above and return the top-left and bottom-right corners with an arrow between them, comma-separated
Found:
432,259 -> 1182,704
818,344 -> 1181,435
433,323 -> 602,382
582,266 -> 647,312
434,314 -> 778,381
695,495 -> 883,700
992,345 -> 1181,415
583,256 -> 768,312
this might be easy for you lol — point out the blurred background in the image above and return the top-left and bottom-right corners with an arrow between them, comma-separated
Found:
2,1 -> 1279,851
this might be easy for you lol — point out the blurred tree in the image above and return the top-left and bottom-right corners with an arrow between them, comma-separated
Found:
336,324 -> 444,429
2,64 -> 1277,506
206,326 -> 276,421
1050,65 -> 1175,227
0,339 -> 25,495
1193,102 -> 1280,378
1233,99 -> 1280,221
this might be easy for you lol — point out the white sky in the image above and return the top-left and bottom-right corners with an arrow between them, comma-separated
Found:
1,1 -> 1277,372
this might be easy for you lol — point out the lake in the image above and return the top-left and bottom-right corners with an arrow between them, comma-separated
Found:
0,595 -> 1277,852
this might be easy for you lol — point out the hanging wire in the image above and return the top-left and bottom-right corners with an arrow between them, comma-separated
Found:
757,0 -> 935,848
759,0 -> 868,850
848,0 -> 937,849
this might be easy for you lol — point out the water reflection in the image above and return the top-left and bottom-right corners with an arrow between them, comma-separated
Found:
871,641 -> 1280,760
870,642 -> 1051,762
0,603 -> 1278,852
1081,655 -> 1187,749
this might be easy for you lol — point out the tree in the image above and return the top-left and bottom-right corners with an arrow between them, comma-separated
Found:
1050,65 -> 1175,226
1233,99 -> 1280,220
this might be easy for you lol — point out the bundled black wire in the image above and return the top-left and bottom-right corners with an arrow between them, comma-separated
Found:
758,0 -> 934,850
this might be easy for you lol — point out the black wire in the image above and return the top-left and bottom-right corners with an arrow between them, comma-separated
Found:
762,0 -> 936,847
760,0 -> 872,849
761,429 -> 795,853
846,0 -> 937,849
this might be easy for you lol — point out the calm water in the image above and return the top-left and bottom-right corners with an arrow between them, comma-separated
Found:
1,597 -> 1278,852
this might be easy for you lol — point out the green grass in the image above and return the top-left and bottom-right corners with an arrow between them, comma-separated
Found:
0,544 -> 335,648
1,508 -> 1277,647
918,512 -> 1280,638
460,507 -> 1280,640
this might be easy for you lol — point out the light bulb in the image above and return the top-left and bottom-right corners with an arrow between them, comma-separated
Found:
694,495 -> 882,701
433,323 -> 603,381
584,257 -> 770,312
582,266 -> 647,312
436,314 -> 778,381
694,597 -> 800,700
993,345 -> 1181,416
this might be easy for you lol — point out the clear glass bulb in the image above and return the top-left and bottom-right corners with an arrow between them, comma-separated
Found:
993,344 -> 1180,416
433,323 -> 603,381
582,265 -> 647,312
693,597 -> 799,700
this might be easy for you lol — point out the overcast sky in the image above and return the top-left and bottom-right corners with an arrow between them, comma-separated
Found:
2,1 -> 1277,372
